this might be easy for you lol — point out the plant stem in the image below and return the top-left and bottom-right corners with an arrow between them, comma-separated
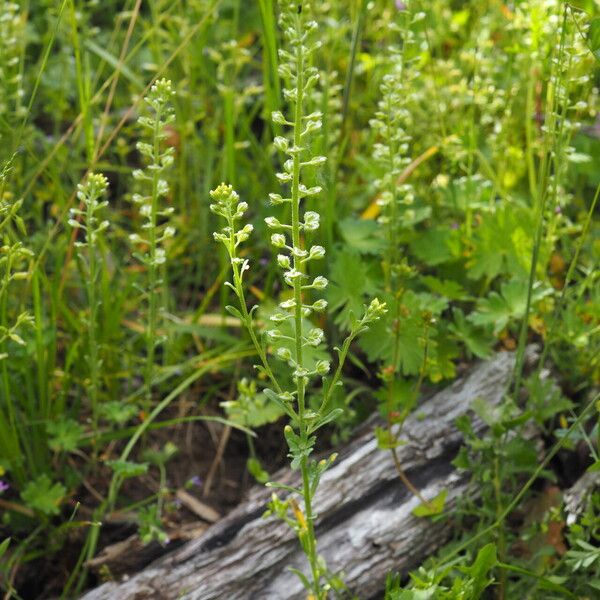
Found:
145,104 -> 163,410
85,193 -> 100,444
513,6 -> 568,399
227,220 -> 281,393
290,15 -> 321,594
301,454 -> 321,597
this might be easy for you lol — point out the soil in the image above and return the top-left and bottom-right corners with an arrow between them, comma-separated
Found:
8,399 -> 289,600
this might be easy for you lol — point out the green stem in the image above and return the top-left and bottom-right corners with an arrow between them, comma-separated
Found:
85,194 -> 100,446
319,331 -> 356,414
537,182 -> 600,371
290,12 -> 320,595
525,63 -> 537,203
513,7 -> 568,398
301,454 -> 321,597
493,456 -> 506,600
227,220 -> 281,393
0,254 -> 21,480
145,105 -> 163,409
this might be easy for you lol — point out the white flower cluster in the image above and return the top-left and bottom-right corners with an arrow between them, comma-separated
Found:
0,2 -> 25,120
370,39 -> 418,226
265,0 -> 330,382
369,12 -> 422,288
129,79 -> 176,269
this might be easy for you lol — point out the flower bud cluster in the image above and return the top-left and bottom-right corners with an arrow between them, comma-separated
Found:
68,174 -> 110,249
210,183 -> 254,287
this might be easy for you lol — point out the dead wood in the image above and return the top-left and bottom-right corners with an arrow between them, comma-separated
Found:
81,350 -> 531,600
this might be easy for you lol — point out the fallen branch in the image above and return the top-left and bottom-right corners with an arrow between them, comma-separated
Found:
80,350 -> 531,600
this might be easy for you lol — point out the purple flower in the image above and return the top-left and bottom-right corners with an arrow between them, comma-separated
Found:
396,0 -> 407,10
554,205 -> 562,215
450,222 -> 459,230
189,475 -> 203,488
0,480 -> 9,494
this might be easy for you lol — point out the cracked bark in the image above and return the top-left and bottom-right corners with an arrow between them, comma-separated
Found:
80,350 -> 530,600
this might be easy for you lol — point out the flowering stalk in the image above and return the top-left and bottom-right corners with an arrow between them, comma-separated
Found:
263,3 -> 325,589
68,173 -> 109,437
211,2 -> 387,595
370,9 -> 415,292
130,79 -> 176,409
210,183 -> 280,391
212,179 -> 385,595
0,2 -> 26,143
370,6 -> 435,507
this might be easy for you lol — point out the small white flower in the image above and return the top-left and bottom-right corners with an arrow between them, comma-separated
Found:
303,211 -> 320,231
276,347 -> 292,361
265,216 -> 282,229
277,254 -> 291,268
271,233 -> 286,247
312,276 -> 328,290
308,245 -> 325,260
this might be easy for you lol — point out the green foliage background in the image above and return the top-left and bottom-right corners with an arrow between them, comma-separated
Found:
0,0 -> 599,598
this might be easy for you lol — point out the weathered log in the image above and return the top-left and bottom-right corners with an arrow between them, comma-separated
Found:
81,351 -> 526,600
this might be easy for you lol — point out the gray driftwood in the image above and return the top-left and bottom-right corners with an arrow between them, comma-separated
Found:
81,351 -> 525,600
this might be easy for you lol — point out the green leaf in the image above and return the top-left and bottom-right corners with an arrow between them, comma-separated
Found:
265,481 -> 302,494
360,291 -> 456,381
468,207 -> 538,281
46,418 -> 84,453
142,442 -> 178,467
359,292 -> 423,374
328,250 -> 378,329
339,218 -> 385,254
222,380 -> 285,428
0,538 -> 10,560
588,460 -> 600,473
99,401 -> 139,425
410,227 -> 455,266
374,379 -> 417,416
504,437 -> 539,475
263,388 -> 297,420
289,567 -> 312,590
449,308 -> 493,359
137,504 -> 169,545
375,426 -> 402,450
421,276 -> 469,301
310,408 -> 343,432
463,543 -> 497,595
21,474 -> 66,516
470,290 -> 511,333
525,375 -> 573,424
283,426 -> 315,470
225,305 -> 244,321
247,457 -> 269,483
412,489 -> 447,517
469,279 -> 552,334
106,460 -> 148,479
